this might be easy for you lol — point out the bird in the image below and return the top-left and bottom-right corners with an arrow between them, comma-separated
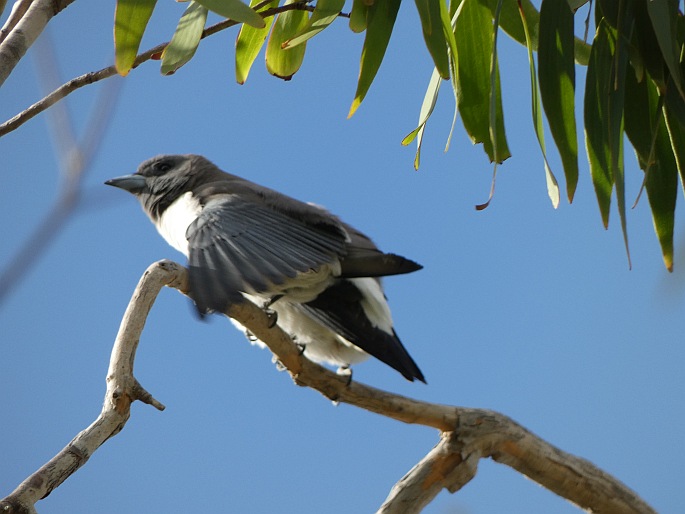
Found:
106,154 -> 425,382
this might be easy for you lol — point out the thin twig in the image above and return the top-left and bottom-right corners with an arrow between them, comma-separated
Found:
0,2 -> 311,137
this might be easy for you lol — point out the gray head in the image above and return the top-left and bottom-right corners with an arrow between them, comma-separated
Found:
106,154 -> 217,220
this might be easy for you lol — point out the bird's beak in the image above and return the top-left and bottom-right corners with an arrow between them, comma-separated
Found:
105,174 -> 147,194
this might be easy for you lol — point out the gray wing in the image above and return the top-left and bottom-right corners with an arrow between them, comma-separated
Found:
186,196 -> 348,313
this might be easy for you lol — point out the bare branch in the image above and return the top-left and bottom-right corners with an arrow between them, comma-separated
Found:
0,261 -> 178,514
0,261 -> 657,514
0,0 -> 75,87
0,2 -> 312,137
0,0 -> 33,45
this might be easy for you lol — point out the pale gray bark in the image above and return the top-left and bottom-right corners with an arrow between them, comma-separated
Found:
0,261 -> 657,514
0,0 -> 75,87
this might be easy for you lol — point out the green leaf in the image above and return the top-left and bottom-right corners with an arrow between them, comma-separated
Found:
454,0 -> 510,163
161,2 -> 208,75
284,0 -> 345,49
414,0 -> 450,79
477,0 -> 591,66
349,0 -> 368,33
114,0 -> 158,76
194,0 -> 265,29
265,0 -> 309,80
646,0 -> 684,99
584,19 -> 628,261
664,104 -> 685,189
519,0 -> 559,208
625,70 -> 677,271
538,0 -> 578,202
235,0 -> 278,84
348,0 -> 401,117
441,0 -> 461,152
401,68 -> 442,170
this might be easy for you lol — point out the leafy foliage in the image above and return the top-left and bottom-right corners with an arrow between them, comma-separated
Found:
112,0 -> 685,269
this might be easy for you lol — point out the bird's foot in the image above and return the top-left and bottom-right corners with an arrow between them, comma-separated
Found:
336,365 -> 353,387
264,308 -> 278,328
272,356 -> 287,372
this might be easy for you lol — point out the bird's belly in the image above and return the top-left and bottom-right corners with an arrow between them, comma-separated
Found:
236,292 -> 369,368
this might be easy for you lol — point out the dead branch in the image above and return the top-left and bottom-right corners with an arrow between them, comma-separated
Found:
0,260 -> 657,514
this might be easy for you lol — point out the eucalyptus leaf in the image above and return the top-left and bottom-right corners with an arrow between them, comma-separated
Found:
235,0 -> 278,84
539,0 -> 578,202
114,0 -> 158,76
161,2 -> 208,75
194,0 -> 265,28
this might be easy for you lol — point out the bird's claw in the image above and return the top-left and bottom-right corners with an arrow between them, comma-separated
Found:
336,365 -> 353,386
265,309 -> 278,328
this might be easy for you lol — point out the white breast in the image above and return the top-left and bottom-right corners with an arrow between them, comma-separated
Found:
155,192 -> 201,257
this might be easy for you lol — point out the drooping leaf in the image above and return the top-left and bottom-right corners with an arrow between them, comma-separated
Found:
161,2 -> 208,75
625,70 -> 677,271
454,0 -> 510,163
349,0 -> 369,33
235,0 -> 278,84
584,21 -> 614,228
402,68 -> 442,170
519,0 -> 559,208
646,0 -> 684,99
348,0 -> 401,117
114,0 -> 158,76
265,0 -> 309,80
441,0 -> 462,151
538,0 -> 578,202
664,104 -> 685,190
284,0 -> 345,49
414,0 -> 450,79
194,0 -> 265,28
476,0 -> 591,65
584,19 -> 628,263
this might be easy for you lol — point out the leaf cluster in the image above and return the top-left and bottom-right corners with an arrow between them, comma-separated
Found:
112,0 -> 685,269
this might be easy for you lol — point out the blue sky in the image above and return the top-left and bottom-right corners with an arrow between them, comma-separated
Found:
1,2 -> 683,513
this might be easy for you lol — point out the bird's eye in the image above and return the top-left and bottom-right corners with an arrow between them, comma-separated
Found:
153,161 -> 172,174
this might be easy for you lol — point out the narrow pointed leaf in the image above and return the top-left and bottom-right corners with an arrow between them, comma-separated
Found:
584,22 -> 614,228
664,105 -> 685,190
349,0 -> 368,33
611,2 -> 632,266
414,0 -> 450,79
646,0 -> 684,99
194,0 -> 265,28
161,2 -> 208,75
402,68 -> 442,170
519,0 -> 559,208
235,0 -> 278,84
584,19 -> 630,269
284,0 -> 345,49
265,0 -> 309,80
114,0 -> 158,76
477,0 -> 591,65
348,0 -> 401,117
442,0 -> 462,151
538,0 -> 578,202
454,0 -> 510,163
625,71 -> 677,271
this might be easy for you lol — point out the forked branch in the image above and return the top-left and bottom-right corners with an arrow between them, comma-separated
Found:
0,261 -> 656,514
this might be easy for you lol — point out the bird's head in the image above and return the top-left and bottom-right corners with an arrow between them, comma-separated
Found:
106,154 -> 206,220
